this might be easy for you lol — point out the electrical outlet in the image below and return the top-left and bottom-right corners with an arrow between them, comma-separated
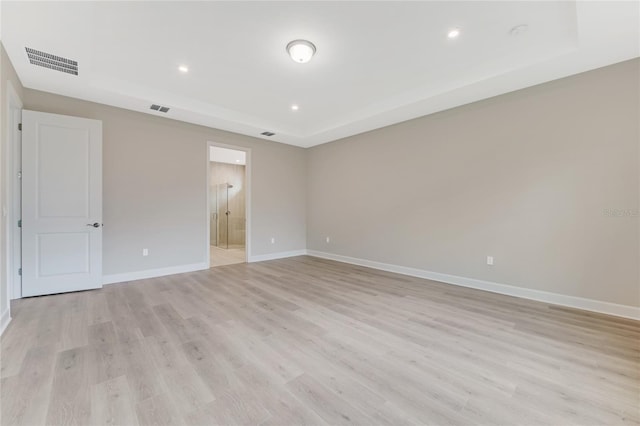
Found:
326,236 -> 330,243
270,237 -> 275,244
487,256 -> 494,265
143,248 -> 149,256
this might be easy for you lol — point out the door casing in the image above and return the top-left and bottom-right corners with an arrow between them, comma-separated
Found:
206,141 -> 251,266
5,81 -> 22,300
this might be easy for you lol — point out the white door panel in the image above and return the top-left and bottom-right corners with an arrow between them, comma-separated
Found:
22,110 -> 102,297
37,233 -> 90,276
37,126 -> 90,218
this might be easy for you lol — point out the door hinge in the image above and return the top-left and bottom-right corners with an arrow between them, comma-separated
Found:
17,171 -> 22,179
18,268 -> 22,276
18,123 -> 22,131
18,220 -> 21,228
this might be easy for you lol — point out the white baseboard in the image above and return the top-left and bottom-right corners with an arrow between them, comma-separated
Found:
248,249 -> 308,263
103,262 -> 209,285
1,309 -> 12,336
103,250 -> 308,284
306,250 -> 640,321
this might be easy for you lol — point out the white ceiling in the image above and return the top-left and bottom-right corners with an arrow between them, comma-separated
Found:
210,146 -> 246,166
1,1 -> 638,148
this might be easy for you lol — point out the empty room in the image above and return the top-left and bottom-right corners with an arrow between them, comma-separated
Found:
0,1 -> 638,425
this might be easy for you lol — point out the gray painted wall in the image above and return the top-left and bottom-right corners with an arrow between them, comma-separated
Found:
307,59 -> 640,307
23,90 -> 307,276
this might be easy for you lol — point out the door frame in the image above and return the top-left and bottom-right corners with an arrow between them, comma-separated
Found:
206,141 -> 251,267
5,81 -> 22,300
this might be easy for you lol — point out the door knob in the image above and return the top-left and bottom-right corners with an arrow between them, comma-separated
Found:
87,222 -> 101,228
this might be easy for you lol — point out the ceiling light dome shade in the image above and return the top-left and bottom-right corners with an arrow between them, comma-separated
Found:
286,39 -> 316,63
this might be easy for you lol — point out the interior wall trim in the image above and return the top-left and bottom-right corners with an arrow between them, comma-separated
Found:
306,250 -> 640,321
0,309 -> 12,336
248,249 -> 308,263
103,262 -> 208,285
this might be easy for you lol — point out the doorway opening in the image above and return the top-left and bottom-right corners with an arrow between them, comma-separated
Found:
208,144 -> 248,268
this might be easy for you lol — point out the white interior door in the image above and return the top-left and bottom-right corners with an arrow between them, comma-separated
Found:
22,110 -> 102,297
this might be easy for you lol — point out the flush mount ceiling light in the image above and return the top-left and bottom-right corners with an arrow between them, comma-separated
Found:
447,28 -> 461,39
286,39 -> 316,63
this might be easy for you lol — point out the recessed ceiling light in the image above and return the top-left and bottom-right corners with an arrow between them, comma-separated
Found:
178,65 -> 189,73
447,28 -> 461,39
286,40 -> 316,63
509,24 -> 529,36
235,159 -> 241,163
291,104 -> 299,111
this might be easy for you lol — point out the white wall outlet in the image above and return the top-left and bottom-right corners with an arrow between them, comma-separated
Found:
487,256 -> 494,265
143,248 -> 149,256
326,236 -> 330,243
270,237 -> 275,244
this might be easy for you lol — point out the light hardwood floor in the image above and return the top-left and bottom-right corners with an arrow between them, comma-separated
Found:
210,246 -> 246,268
1,256 -> 638,425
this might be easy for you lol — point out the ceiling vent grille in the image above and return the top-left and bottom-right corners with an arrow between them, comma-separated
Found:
25,47 -> 78,75
261,131 -> 275,137
150,104 -> 170,113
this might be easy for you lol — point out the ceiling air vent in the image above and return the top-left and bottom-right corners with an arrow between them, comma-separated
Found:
25,47 -> 78,75
261,131 -> 275,137
150,104 -> 170,113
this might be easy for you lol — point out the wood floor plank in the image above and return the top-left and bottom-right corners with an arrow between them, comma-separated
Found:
0,315 -> 38,379
120,285 -> 167,338
220,320 -> 304,384
87,292 -> 111,325
90,375 -> 139,426
259,388 -> 329,426
152,303 -> 197,344
45,346 -> 91,426
135,391 -> 182,426
87,341 -> 126,386
285,373 -> 375,426
0,345 -> 56,426
118,338 -> 164,403
104,287 -> 144,344
88,321 -> 118,346
185,389 -> 271,426
144,335 -> 216,416
181,339 -> 238,397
